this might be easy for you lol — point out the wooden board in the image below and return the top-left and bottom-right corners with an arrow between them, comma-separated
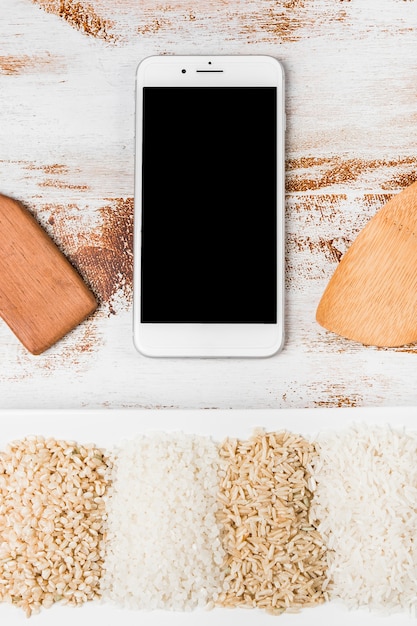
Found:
2,0 -> 417,410
0,195 -> 97,354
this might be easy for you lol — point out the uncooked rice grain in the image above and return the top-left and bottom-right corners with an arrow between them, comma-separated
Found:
101,432 -> 225,610
0,436 -> 111,617
309,423 -> 417,614
216,429 -> 328,613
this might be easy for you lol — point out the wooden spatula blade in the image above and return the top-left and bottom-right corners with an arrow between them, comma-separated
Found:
0,194 -> 97,354
316,181 -> 417,347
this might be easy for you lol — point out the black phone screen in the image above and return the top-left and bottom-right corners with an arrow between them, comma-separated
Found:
140,86 -> 278,324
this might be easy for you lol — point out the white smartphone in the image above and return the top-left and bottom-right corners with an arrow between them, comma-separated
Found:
133,55 -> 285,357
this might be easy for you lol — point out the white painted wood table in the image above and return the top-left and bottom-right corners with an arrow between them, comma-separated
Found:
1,0 -> 417,411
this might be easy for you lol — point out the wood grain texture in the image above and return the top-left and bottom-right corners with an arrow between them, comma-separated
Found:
1,0 -> 417,408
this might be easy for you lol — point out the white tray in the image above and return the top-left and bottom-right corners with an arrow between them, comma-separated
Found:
1,406 -> 417,625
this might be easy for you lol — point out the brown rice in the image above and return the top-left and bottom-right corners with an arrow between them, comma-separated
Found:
216,429 -> 328,613
0,436 -> 111,616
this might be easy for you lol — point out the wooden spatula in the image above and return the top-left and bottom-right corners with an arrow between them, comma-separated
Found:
316,181 -> 417,347
0,194 -> 97,354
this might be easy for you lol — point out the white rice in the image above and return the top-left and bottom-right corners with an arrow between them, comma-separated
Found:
100,432 -> 225,610
309,423 -> 417,615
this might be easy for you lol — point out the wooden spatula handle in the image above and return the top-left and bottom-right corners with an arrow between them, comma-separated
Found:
0,194 -> 97,354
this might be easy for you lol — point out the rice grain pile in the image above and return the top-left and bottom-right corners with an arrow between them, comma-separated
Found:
0,436 -> 111,617
216,429 -> 328,613
309,424 -> 417,614
101,432 -> 225,610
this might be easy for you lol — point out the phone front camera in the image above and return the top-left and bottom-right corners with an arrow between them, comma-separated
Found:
181,69 -> 186,74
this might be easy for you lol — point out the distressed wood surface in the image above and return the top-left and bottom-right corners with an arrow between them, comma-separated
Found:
1,0 -> 417,410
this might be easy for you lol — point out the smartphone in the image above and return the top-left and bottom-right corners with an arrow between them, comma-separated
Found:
133,55 -> 285,357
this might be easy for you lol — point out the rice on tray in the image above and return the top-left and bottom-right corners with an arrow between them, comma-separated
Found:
100,432 -> 225,610
216,429 -> 328,612
309,423 -> 417,614
3,422 -> 417,618
0,437 -> 111,617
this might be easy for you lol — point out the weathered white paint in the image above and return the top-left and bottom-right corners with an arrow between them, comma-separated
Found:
1,0 -> 417,410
